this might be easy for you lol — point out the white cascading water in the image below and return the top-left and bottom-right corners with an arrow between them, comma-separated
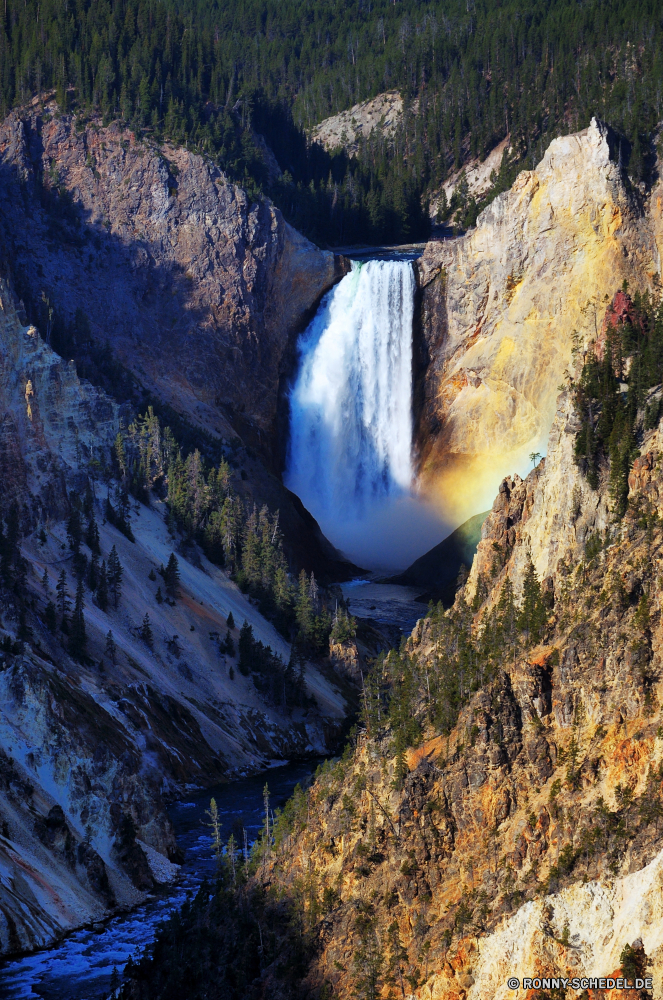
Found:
286,259 -> 446,570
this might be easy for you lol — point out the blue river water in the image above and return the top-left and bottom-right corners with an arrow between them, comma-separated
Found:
0,761 -> 316,1000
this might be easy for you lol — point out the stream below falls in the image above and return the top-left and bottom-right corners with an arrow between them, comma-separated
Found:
0,761 -> 317,1000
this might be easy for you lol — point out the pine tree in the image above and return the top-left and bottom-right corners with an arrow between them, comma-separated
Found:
69,578 -> 87,659
258,505 -> 275,588
241,505 -> 261,587
205,798 -> 222,868
226,611 -> 234,630
273,566 -> 292,610
107,546 -> 123,608
87,552 -> 99,592
56,569 -> 70,629
85,512 -> 101,555
238,620 -> 254,675
155,585 -> 164,604
308,571 -> 319,606
73,550 -> 88,582
44,600 -> 57,633
66,506 -> 82,554
497,576 -> 518,658
41,568 -> 49,591
164,552 -> 180,599
518,556 -> 546,646
295,568 -> 314,638
140,612 -> 153,646
105,630 -> 117,664
96,560 -> 109,612
392,728 -> 408,791
117,490 -> 134,540
114,432 -> 127,479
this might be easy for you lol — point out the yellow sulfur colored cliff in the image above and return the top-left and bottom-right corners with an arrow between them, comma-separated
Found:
415,118 -> 663,526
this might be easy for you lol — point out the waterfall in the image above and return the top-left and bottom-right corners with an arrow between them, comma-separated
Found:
286,259 -> 446,570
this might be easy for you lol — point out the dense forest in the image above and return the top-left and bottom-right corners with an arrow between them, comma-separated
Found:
572,289 -> 663,515
1,0 -> 662,243
116,406 -> 348,666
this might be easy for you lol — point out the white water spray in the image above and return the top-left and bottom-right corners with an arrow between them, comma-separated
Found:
286,259 -> 446,570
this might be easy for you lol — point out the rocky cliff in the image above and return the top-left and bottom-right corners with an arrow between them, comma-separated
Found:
0,277 -> 119,516
0,99 -> 356,580
0,277 -> 349,956
239,371 -> 663,999
0,101 -> 341,453
309,92 -> 406,158
415,117 -> 663,527
127,313 -> 663,998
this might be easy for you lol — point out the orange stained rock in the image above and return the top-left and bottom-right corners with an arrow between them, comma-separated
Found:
406,733 -> 447,770
417,990 -> 463,1000
585,966 -> 647,1000
5,844 -> 69,911
449,939 -> 476,971
610,736 -> 651,771
528,646 -> 555,667
179,591 -> 228,628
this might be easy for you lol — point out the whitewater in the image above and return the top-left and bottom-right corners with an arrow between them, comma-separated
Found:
286,259 -> 446,571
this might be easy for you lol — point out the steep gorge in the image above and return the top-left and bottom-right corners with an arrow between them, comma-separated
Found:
125,301 -> 663,1000
0,274 -> 349,957
5,104 -> 659,570
4,98 -> 663,987
111,115 -> 663,994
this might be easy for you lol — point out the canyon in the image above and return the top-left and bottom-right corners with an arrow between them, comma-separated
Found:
1,93 -> 663,1000
0,273 -> 349,956
125,295 -> 663,999
2,105 -> 656,544
111,120 -> 663,999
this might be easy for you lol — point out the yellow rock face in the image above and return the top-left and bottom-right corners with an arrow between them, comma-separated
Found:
416,118 -> 662,527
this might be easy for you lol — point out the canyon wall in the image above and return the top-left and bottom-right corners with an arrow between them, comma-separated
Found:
243,381 -> 663,1000
0,278 -> 119,517
0,278 -> 348,955
0,100 -> 355,578
0,102 -> 341,454
415,117 -> 663,526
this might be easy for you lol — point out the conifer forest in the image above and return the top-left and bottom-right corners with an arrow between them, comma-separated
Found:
0,0 -> 662,242
2,0 -> 663,994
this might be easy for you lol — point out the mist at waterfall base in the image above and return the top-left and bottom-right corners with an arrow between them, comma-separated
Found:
285,259 -> 448,572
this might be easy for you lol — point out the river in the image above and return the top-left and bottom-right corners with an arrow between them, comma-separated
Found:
341,579 -> 429,636
0,761 -> 317,1000
0,239 -> 436,998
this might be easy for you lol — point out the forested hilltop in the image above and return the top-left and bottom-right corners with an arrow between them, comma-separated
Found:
1,0 -> 661,244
